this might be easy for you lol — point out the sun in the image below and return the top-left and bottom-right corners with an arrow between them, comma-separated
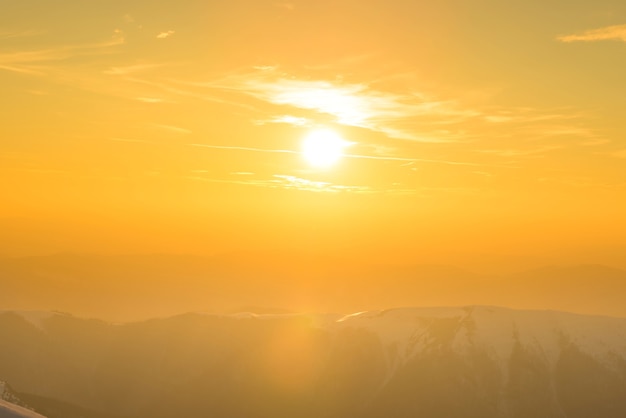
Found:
301,129 -> 349,168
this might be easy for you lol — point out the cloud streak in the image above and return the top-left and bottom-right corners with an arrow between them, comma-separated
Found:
156,30 -> 175,39
187,172 -> 373,193
104,64 -> 164,75
254,115 -> 310,126
189,143 -> 485,166
177,68 -> 479,142
152,124 -> 192,135
190,143 -> 297,154
187,171 -> 477,195
0,32 -> 125,75
558,24 -> 626,43
477,145 -> 563,158
135,97 -> 169,103
172,68 -> 593,151
0,30 -> 44,40
108,137 -> 152,144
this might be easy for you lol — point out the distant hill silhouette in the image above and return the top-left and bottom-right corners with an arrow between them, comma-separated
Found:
0,254 -> 625,320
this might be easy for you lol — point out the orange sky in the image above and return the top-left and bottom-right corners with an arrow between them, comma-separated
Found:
2,0 -> 626,271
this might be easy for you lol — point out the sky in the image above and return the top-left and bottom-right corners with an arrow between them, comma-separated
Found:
2,0 -> 626,271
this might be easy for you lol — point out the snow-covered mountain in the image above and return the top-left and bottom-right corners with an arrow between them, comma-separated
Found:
0,400 -> 46,418
0,307 -> 625,417
0,382 -> 45,418
328,307 -> 626,417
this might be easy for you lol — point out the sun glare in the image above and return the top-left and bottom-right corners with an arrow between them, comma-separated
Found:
301,129 -> 349,168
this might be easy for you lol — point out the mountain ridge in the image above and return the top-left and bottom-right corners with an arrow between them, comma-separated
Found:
0,305 -> 625,417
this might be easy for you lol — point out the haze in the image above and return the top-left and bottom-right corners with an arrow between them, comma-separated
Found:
2,0 -> 626,319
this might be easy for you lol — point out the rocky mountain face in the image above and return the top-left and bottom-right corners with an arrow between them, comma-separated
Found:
0,307 -> 625,418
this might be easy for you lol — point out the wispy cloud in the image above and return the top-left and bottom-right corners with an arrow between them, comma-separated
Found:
104,63 -> 164,75
0,30 -> 44,40
127,77 -> 261,111
152,124 -> 192,135
156,30 -> 175,39
188,171 -> 467,195
172,68 -> 594,151
581,138 -> 610,146
557,24 -> 626,43
477,145 -> 563,158
275,3 -> 295,11
189,143 -> 486,167
135,97 -> 169,103
0,31 -> 125,75
343,152 -> 485,166
481,107 -> 586,125
190,143 -> 297,155
108,137 -> 152,144
239,80 -> 476,141
178,68 -> 479,142
254,115 -> 310,126
187,172 -> 371,193
274,175 -> 370,193
0,63 -> 43,75
533,126 -> 595,138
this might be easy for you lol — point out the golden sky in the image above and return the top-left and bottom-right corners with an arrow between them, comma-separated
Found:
2,0 -> 626,270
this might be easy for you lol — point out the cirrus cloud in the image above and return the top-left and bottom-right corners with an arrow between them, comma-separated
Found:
557,24 -> 626,43
156,30 -> 175,39
182,68 -> 479,142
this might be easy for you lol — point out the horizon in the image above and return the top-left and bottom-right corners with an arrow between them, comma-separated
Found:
2,252 -> 626,321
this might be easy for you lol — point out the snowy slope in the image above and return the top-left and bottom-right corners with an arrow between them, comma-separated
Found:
328,306 -> 626,417
0,381 -> 35,413
0,400 -> 46,418
333,306 -> 626,380
0,306 -> 625,418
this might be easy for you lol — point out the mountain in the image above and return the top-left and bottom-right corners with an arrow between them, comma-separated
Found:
1,254 -> 626,320
0,307 -> 625,417
1,380 -> 31,410
0,381 -> 44,418
0,400 -> 46,418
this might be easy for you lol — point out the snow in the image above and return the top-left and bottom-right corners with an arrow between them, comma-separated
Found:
2,306 -> 624,391
0,305 -> 624,417
332,306 -> 626,385
332,307 -> 470,384
190,306 -> 626,383
0,400 -> 46,418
